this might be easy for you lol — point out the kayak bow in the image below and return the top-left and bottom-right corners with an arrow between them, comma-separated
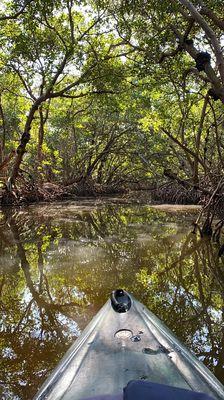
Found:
34,290 -> 224,400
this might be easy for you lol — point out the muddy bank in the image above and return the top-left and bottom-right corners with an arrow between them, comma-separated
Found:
152,182 -> 201,204
150,204 -> 201,213
0,181 -> 128,206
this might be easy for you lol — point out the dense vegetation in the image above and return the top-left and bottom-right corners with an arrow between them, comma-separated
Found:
0,0 -> 224,206
1,2 -> 224,396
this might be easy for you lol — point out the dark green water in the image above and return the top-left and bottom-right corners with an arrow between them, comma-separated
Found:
0,200 -> 224,399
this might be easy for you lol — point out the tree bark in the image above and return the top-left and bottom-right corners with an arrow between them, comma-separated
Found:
7,100 -> 44,189
199,3 -> 224,31
193,94 -> 209,185
37,103 -> 50,177
0,94 -> 6,165
171,25 -> 224,103
178,0 -> 224,85
37,107 -> 44,168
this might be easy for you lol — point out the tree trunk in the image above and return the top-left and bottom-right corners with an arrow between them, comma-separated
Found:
178,0 -> 224,85
37,107 -> 44,168
7,102 -> 39,189
83,135 -> 115,181
37,101 -> 50,179
0,94 -> 6,165
193,95 -> 208,185
171,25 -> 224,103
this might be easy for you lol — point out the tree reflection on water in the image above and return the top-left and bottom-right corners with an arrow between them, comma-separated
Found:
0,202 -> 223,399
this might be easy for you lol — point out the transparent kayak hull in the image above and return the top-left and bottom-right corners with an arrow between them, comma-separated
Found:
34,294 -> 224,400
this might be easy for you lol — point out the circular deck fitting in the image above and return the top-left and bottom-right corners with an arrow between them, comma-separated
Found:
114,329 -> 133,339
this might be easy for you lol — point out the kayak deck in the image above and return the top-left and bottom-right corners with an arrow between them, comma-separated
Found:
34,294 -> 224,400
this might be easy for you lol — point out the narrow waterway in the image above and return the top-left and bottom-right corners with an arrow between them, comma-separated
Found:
0,200 -> 223,399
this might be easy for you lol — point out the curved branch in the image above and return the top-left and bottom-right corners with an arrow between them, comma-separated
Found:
178,0 -> 224,85
199,2 -> 224,31
161,127 -> 206,170
171,25 -> 224,102
0,0 -> 34,21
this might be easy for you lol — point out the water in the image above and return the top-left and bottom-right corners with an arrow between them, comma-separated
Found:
0,200 -> 223,399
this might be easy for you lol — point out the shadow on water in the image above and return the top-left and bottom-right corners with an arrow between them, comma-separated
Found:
0,201 -> 224,399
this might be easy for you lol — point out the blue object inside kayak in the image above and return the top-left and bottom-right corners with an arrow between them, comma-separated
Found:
123,380 -> 215,400
83,381 -> 215,400
83,395 -> 122,400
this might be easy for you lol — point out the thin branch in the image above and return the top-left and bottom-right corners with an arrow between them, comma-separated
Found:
207,98 -> 224,168
198,1 -> 224,31
161,127 -> 206,169
66,0 -> 75,45
11,64 -> 36,101
77,12 -> 105,42
46,53 -> 72,95
0,0 -> 34,21
57,89 -> 117,99
48,61 -> 98,97
41,15 -> 68,50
